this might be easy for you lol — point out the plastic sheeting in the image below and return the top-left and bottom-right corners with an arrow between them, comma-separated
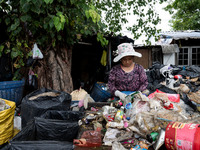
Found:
161,44 -> 179,54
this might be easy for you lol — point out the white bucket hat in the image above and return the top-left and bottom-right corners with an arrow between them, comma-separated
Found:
113,43 -> 142,62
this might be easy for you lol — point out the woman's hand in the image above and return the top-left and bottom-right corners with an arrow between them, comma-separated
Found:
114,90 -> 127,101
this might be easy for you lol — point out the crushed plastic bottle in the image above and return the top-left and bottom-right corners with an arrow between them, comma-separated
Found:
125,102 -> 132,120
114,106 -> 124,122
123,91 -> 139,107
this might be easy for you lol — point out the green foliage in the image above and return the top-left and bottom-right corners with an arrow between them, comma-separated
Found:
164,0 -> 200,30
44,0 -> 53,4
85,5 -> 100,23
0,0 -> 167,80
94,0 -> 167,44
0,45 -> 4,57
53,12 -> 66,32
97,32 -> 108,47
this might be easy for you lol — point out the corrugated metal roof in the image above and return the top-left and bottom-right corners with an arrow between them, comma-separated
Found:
159,31 -> 200,40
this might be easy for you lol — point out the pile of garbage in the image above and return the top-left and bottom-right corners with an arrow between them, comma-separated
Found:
74,91 -> 200,149
1,63 -> 200,150
146,62 -> 200,110
71,63 -> 200,150
0,98 -> 11,111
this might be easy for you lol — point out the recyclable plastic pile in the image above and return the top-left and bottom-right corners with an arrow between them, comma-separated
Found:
75,91 -> 199,149
73,62 -> 200,150
0,98 -> 11,111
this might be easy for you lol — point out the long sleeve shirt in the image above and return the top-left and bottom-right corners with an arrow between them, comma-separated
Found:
108,63 -> 148,96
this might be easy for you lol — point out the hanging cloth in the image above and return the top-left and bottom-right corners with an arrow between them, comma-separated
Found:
100,50 -> 107,66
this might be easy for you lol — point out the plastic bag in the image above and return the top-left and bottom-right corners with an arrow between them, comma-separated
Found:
103,128 -> 133,146
12,117 -> 79,142
131,112 -> 157,135
106,120 -> 124,129
126,99 -> 150,119
93,121 -> 103,131
0,98 -> 10,111
83,94 -> 95,109
0,99 -> 16,145
187,90 -> 200,104
21,88 -> 71,128
70,87 -> 87,101
102,106 -> 117,122
148,89 -> 180,103
40,110 -> 84,121
112,141 -> 127,150
27,69 -> 38,90
32,43 -> 43,59
74,130 -> 102,147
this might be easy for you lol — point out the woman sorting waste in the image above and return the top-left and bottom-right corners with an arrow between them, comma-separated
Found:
108,43 -> 148,101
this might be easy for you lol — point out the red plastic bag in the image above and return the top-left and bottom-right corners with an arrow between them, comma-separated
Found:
166,93 -> 180,103
148,89 -> 165,99
73,130 -> 102,147
148,89 -> 180,103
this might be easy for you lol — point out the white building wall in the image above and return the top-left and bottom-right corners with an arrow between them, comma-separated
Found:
163,53 -> 176,65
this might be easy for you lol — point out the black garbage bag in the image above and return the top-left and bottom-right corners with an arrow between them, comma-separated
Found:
12,117 -> 79,142
188,65 -> 200,73
181,93 -> 196,111
146,62 -> 165,93
2,141 -> 73,150
40,110 -> 84,121
171,66 -> 182,75
148,83 -> 178,95
21,88 -> 71,128
177,66 -> 200,78
149,61 -> 165,70
186,71 -> 199,78
156,84 -> 177,94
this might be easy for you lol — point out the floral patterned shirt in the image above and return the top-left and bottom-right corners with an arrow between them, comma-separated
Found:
108,63 -> 148,96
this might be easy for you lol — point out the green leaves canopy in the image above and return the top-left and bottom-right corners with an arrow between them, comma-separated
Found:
164,0 -> 200,30
1,0 -> 167,47
0,0 -> 167,78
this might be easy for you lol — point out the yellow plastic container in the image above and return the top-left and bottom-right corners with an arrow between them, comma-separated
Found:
0,99 -> 16,145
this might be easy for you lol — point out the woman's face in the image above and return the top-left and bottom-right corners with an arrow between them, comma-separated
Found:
121,56 -> 134,67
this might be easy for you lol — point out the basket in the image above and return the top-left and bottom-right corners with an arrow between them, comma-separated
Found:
90,82 -> 111,102
0,80 -> 25,105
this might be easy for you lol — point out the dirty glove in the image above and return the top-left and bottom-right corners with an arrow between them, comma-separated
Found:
115,90 -> 127,101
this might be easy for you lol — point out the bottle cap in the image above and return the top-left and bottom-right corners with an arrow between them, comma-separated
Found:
125,102 -> 132,109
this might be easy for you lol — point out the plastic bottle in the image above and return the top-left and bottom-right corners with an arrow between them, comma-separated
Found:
147,132 -> 159,143
183,66 -> 186,70
125,102 -> 132,120
114,106 -> 124,122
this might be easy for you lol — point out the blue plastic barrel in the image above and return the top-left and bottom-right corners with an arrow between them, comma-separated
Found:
90,82 -> 111,102
0,79 -> 25,105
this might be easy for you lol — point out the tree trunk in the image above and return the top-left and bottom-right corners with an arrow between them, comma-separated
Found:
35,46 -> 73,94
